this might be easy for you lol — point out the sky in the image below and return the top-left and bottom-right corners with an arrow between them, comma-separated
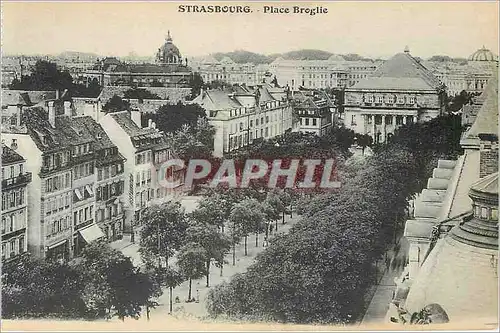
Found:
1,1 -> 499,59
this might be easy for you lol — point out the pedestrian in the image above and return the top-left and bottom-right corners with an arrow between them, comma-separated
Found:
263,236 -> 268,247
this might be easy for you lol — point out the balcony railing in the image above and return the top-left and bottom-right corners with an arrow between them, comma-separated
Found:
2,173 -> 32,189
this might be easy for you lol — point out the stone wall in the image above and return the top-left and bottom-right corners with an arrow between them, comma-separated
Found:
479,142 -> 499,178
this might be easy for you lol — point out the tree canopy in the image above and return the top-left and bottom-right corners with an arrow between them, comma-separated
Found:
9,60 -> 102,98
206,114 -> 464,324
102,95 -> 131,113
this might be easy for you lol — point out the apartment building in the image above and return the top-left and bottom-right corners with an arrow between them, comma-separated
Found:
1,144 -> 31,261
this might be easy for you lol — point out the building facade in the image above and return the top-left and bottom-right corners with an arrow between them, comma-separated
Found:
292,90 -> 336,136
2,99 -> 125,260
268,55 -> 380,91
190,55 -> 272,86
425,47 -> 498,96
343,49 -> 446,144
99,111 -> 184,238
1,144 -> 31,262
192,84 -> 296,157
82,33 -> 192,88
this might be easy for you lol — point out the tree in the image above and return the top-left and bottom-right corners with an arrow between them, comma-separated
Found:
2,254 -> 85,318
176,242 -> 208,301
123,88 -> 161,100
151,266 -> 185,314
102,95 -> 130,113
190,193 -> 231,232
185,221 -> 231,287
229,199 -> 266,256
139,201 -> 188,269
264,191 -> 285,231
9,60 -> 73,91
153,102 -> 207,133
76,242 -> 159,320
188,72 -> 204,100
355,133 -> 373,155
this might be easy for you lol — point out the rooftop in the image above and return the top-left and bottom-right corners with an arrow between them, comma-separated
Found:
1,144 -> 25,165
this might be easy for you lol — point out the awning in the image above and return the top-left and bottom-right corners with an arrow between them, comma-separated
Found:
47,239 -> 67,250
79,224 -> 105,243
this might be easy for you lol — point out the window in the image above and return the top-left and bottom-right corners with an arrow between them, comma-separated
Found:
396,116 -> 403,125
256,119 -> 259,126
397,96 -> 405,104
409,96 -> 416,104
98,169 -> 103,181
385,116 -> 393,125
305,118 -> 310,126
312,118 -> 317,126
19,236 -> 25,253
375,115 -> 382,125
368,95 -> 374,103
377,96 -> 384,104
367,115 -> 373,124
481,207 -> 489,219
265,127 -> 269,137
491,209 -> 498,220
351,115 -> 356,126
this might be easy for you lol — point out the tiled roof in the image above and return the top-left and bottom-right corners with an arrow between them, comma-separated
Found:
23,108 -> 71,152
109,111 -> 155,137
196,90 -> 244,111
352,52 -> 443,91
2,90 -> 56,106
1,144 -> 25,165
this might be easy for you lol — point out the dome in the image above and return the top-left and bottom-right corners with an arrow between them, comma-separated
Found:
156,31 -> 182,65
468,46 -> 497,62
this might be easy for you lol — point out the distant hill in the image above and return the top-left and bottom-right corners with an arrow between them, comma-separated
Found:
208,49 -> 377,64
212,50 -> 273,64
279,49 -> 333,60
427,55 -> 468,63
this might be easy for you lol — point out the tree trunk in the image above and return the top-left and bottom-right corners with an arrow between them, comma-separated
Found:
275,219 -> 278,232
220,263 -> 223,277
232,242 -> 236,266
222,224 -> 225,233
188,278 -> 192,301
165,253 -> 169,268
290,206 -> 293,218
244,236 -> 248,256
206,260 -> 210,287
146,304 -> 150,321
169,286 -> 173,314
282,211 -> 285,224
255,232 -> 258,247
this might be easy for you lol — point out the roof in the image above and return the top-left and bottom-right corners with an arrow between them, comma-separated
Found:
470,172 -> 498,196
404,236 -> 498,323
468,47 -> 498,62
1,144 -> 25,165
109,111 -> 156,137
352,52 -> 443,91
466,72 -> 498,139
2,90 -> 56,106
98,86 -> 190,104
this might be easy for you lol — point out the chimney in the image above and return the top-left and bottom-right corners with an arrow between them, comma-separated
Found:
130,109 -> 142,128
64,101 -> 72,117
56,90 -> 60,100
479,137 -> 498,178
11,139 -> 18,150
48,101 -> 56,128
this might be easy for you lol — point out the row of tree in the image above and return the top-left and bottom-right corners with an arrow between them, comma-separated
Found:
205,114 -> 464,324
137,187 -> 297,311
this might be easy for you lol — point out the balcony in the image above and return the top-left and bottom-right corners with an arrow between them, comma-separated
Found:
2,173 -> 32,189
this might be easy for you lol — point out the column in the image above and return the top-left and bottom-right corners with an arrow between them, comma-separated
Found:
413,116 -> 417,124
381,115 -> 386,143
402,115 -> 407,125
372,114 -> 376,143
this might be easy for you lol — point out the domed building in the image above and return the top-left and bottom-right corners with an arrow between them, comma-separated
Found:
83,31 -> 192,87
156,31 -> 183,65
468,46 -> 498,62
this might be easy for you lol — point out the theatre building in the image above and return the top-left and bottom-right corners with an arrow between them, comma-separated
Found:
344,48 -> 446,144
